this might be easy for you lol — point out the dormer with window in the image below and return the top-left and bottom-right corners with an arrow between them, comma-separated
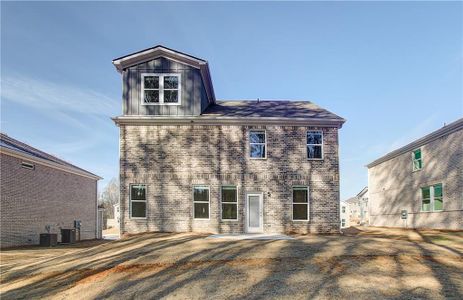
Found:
112,45 -> 215,116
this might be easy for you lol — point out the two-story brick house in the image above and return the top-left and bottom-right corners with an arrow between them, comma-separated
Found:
112,45 -> 345,234
368,118 -> 463,230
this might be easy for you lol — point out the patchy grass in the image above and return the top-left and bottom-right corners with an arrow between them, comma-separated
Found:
1,228 -> 462,299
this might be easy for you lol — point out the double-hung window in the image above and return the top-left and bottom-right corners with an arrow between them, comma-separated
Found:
130,184 -> 147,218
193,186 -> 210,219
307,131 -> 323,159
412,148 -> 423,171
221,186 -> 238,220
249,130 -> 266,159
141,73 -> 181,105
421,183 -> 443,212
292,186 -> 309,220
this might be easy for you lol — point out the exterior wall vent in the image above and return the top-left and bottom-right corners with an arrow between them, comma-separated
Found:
21,162 -> 35,170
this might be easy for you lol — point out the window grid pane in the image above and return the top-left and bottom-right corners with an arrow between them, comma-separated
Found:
193,187 -> 209,202
194,203 -> 209,219
131,201 -> 146,218
293,189 -> 308,203
434,197 -> 443,210
222,187 -> 237,203
222,203 -> 238,220
131,185 -> 146,200
293,204 -> 308,220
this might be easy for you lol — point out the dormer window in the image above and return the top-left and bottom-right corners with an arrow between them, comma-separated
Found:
141,73 -> 181,105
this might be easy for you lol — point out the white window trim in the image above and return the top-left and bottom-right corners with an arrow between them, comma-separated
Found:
412,148 -> 423,172
249,130 -> 267,159
421,183 -> 444,212
193,185 -> 210,220
130,184 -> 147,219
307,130 -> 324,160
220,185 -> 238,221
292,186 -> 310,221
141,73 -> 181,106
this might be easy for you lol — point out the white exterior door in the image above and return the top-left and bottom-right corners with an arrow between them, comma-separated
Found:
246,193 -> 263,233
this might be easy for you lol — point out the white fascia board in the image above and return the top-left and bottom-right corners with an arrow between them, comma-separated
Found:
112,116 -> 345,128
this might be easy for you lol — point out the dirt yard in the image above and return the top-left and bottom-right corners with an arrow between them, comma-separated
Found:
1,227 -> 462,299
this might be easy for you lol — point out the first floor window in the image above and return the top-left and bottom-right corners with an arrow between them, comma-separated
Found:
130,184 -> 146,218
292,186 -> 309,220
221,186 -> 238,220
249,130 -> 266,158
341,219 -> 346,227
421,183 -> 443,212
307,131 -> 323,159
413,148 -> 423,171
193,186 -> 210,219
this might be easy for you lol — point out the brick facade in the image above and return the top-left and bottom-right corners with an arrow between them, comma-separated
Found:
0,153 -> 98,247
120,124 -> 341,234
368,125 -> 463,230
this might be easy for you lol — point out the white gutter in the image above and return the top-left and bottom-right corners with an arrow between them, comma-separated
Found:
112,116 -> 346,128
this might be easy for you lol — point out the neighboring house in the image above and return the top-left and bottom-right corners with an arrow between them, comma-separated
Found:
0,133 -> 102,247
367,118 -> 463,230
340,202 -> 349,228
112,45 -> 345,234
345,187 -> 369,226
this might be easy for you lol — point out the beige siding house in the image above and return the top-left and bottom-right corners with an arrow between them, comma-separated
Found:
345,187 -> 369,226
0,133 -> 102,247
367,118 -> 463,230
112,45 -> 346,234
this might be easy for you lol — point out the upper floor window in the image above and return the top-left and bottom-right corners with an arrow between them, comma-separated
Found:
342,206 -> 346,213
421,183 -> 443,212
307,131 -> 323,159
141,73 -> 181,105
412,148 -> 423,171
249,130 -> 266,159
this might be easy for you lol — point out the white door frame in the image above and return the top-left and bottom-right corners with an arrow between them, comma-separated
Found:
246,193 -> 263,233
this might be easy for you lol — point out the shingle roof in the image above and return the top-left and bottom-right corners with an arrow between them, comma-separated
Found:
112,44 -> 207,63
367,117 -> 463,168
202,100 -> 345,122
0,133 -> 101,179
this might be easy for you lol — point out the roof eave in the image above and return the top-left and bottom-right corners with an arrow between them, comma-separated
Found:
112,115 -> 345,128
0,147 -> 102,180
366,118 -> 463,168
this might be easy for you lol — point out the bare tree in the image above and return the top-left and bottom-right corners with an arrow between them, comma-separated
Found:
98,178 -> 120,219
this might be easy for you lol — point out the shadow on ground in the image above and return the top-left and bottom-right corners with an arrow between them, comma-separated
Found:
0,227 -> 462,299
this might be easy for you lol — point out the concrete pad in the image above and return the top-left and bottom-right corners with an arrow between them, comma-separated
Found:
103,234 -> 120,240
206,233 -> 294,240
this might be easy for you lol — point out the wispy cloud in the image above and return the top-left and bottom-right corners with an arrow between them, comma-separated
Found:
1,74 -> 119,125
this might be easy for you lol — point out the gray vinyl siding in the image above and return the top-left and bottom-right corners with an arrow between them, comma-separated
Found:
122,57 -> 209,116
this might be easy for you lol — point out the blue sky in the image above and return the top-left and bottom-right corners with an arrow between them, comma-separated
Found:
1,1 -> 462,199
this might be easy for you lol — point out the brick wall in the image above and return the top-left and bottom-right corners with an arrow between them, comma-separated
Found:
368,129 -> 463,230
120,124 -> 341,234
0,154 -> 98,247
